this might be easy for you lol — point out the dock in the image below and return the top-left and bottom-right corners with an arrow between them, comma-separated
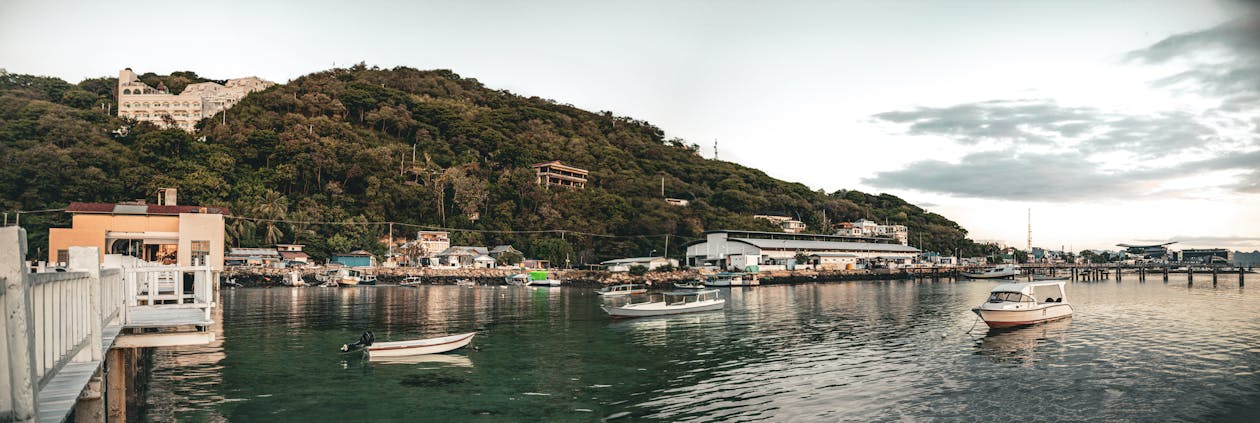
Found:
2,227 -> 217,422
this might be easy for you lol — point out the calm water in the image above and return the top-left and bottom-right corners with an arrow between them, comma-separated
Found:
140,274 -> 1260,422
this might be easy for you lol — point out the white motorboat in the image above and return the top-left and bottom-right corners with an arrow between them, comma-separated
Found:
525,270 -> 562,286
319,268 -> 360,286
703,272 -> 759,287
962,264 -> 1019,279
456,279 -> 476,287
674,280 -> 705,289
596,283 -> 646,296
972,280 -> 1073,328
284,270 -> 306,287
399,276 -> 423,287
505,273 -> 529,286
342,331 -> 477,357
601,289 -> 725,318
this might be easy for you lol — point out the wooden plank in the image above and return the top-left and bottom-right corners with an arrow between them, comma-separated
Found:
36,360 -> 100,423
113,332 -> 215,348
125,308 -> 212,328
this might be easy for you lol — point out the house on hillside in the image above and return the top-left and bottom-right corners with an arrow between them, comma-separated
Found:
532,161 -> 588,189
753,215 -> 807,234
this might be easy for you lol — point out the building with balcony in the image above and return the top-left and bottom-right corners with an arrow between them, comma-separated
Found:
116,68 -> 274,131
753,215 -> 807,233
47,188 -> 229,270
532,161 -> 588,189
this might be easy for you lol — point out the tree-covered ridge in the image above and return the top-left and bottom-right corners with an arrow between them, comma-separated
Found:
0,65 -> 996,263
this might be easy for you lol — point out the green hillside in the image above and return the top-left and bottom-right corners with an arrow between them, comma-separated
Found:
0,66 -> 997,263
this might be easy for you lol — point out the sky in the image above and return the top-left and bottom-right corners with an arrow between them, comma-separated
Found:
1,0 -> 1258,252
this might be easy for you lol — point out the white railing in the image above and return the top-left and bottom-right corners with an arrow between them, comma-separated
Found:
101,268 -> 124,326
27,271 -> 96,390
2,228 -> 109,422
123,265 -> 215,325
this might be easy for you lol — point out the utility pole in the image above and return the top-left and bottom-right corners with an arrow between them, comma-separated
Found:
664,235 -> 669,260
388,223 -> 394,260
660,175 -> 665,197
1027,208 -> 1032,259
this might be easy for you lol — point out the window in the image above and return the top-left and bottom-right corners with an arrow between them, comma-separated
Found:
123,89 -> 131,95
191,240 -> 210,266
57,249 -> 68,264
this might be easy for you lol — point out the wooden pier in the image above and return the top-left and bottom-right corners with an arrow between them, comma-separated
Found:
2,227 -> 217,422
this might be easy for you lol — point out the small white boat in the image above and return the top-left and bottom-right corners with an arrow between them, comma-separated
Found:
319,268 -> 361,286
963,264 -> 1019,279
525,270 -> 562,287
343,332 -> 477,357
456,279 -> 476,287
674,280 -> 705,289
703,272 -> 759,287
399,276 -> 423,287
601,289 -> 725,318
596,283 -> 646,296
505,273 -> 529,286
972,280 -> 1073,328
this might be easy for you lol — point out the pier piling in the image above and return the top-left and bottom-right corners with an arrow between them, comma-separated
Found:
1163,266 -> 1169,282
1189,268 -> 1194,286
1213,267 -> 1218,287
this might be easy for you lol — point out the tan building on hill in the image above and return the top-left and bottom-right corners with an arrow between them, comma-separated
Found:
116,68 -> 274,131
532,161 -> 588,189
47,188 -> 230,270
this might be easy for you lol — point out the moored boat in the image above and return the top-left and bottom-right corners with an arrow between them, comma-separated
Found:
456,279 -> 476,287
601,289 -> 725,318
356,270 -> 377,286
703,272 -> 759,287
674,280 -> 705,289
526,270 -> 562,287
972,280 -> 1073,328
399,276 -> 423,287
596,283 -> 646,296
341,331 -> 477,357
962,264 -> 1019,279
505,273 -> 529,286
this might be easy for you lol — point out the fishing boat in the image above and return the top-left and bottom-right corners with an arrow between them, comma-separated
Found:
971,280 -> 1073,328
601,289 -> 725,318
399,276 -> 423,287
674,280 -> 705,289
596,283 -> 646,296
703,272 -> 759,287
526,270 -> 562,287
962,264 -> 1019,279
284,270 -> 306,287
341,331 -> 477,357
356,270 -> 377,286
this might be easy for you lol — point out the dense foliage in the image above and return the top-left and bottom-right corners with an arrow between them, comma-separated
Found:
0,66 -> 995,263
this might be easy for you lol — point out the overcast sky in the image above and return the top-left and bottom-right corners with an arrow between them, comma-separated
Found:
2,0 -> 1257,251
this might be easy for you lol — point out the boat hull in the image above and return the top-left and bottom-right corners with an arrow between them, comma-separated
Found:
366,332 -> 476,357
339,278 -> 360,286
975,304 -> 1073,328
527,280 -> 562,287
962,272 -> 1018,279
601,300 -> 725,318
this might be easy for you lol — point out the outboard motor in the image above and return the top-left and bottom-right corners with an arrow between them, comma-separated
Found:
340,330 -> 375,352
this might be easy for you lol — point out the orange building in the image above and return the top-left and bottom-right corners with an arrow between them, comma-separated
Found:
47,189 -> 229,270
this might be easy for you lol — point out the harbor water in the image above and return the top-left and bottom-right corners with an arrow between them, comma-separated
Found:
139,274 -> 1260,421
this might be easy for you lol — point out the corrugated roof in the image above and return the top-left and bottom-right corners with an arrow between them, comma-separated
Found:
279,251 -> 309,259
731,238 -> 920,253
810,253 -> 858,257
600,256 -> 666,265
227,248 -> 279,257
66,202 -> 231,216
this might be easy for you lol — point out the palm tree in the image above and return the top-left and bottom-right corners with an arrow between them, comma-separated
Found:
253,190 -> 288,246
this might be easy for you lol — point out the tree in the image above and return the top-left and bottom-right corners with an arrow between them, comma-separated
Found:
496,251 -> 523,266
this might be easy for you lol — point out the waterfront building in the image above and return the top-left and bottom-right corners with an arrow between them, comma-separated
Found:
416,231 -> 450,257
437,246 -> 489,267
225,247 -> 281,267
684,230 -> 920,270
276,244 -> 310,266
1179,248 -> 1234,264
601,256 -> 679,272
47,188 -> 228,269
116,68 -> 274,131
489,245 -> 523,259
330,250 -> 375,267
753,215 -> 807,234
532,161 -> 588,189
809,253 -> 860,270
473,255 -> 497,268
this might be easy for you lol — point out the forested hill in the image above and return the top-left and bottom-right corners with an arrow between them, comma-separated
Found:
0,66 -> 995,263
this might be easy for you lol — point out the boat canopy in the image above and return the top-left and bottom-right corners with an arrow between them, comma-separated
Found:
990,280 -> 1067,295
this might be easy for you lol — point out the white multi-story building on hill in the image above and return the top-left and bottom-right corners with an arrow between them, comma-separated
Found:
838,219 -> 909,246
116,68 -> 274,131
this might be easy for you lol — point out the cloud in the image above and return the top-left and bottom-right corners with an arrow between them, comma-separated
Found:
866,14 -> 1260,201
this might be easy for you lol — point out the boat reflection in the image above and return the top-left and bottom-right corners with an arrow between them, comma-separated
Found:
974,317 -> 1072,365
369,353 -> 473,368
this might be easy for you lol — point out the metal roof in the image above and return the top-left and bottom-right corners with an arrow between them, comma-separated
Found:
730,238 -> 920,253
600,256 -> 667,265
66,202 -> 231,216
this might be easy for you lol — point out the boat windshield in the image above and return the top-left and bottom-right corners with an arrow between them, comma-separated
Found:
987,291 -> 1034,303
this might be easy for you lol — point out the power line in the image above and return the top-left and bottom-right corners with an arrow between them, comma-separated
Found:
226,215 -> 690,241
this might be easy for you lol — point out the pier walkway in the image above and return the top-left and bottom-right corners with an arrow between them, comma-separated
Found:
2,227 -> 216,422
